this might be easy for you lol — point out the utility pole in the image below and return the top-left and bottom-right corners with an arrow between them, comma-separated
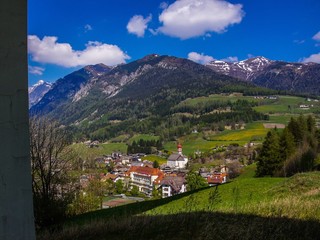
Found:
0,0 -> 36,239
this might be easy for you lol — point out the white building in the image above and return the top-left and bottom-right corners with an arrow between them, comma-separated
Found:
126,166 -> 163,195
167,143 -> 188,169
161,175 -> 186,198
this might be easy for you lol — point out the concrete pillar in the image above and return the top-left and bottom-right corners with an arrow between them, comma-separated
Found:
0,0 -> 36,239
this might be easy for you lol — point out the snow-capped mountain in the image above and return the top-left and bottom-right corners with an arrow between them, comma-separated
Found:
30,54 -> 320,127
206,56 -> 273,81
28,80 -> 52,108
206,57 -> 320,94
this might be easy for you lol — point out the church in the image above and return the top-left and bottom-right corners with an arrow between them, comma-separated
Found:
167,143 -> 188,169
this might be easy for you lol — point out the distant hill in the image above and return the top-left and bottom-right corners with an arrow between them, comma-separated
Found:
206,57 -> 320,95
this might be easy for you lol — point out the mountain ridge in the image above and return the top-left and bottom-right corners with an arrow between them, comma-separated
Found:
30,54 -> 263,127
206,57 -> 320,94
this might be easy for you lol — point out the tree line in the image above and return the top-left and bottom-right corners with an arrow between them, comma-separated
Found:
127,139 -> 163,154
256,115 -> 320,177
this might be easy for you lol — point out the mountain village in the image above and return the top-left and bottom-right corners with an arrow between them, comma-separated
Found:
79,142 -> 228,207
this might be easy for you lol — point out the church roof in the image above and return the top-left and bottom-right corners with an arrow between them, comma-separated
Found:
168,153 -> 185,161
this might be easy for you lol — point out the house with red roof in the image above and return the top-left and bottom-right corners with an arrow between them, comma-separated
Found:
126,166 -> 164,196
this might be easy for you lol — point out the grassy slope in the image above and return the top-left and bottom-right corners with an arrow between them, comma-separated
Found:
146,165 -> 320,220
71,142 -> 127,160
164,123 -> 268,155
39,165 -> 320,240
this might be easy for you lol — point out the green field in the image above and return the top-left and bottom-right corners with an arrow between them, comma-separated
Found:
177,94 -> 262,107
71,142 -> 127,160
141,155 -> 167,164
38,166 -> 320,240
164,122 -> 269,155
177,94 -> 320,116
209,122 -> 268,141
163,94 -> 320,155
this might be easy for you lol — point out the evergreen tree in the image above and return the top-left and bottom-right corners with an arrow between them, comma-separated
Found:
300,148 -> 316,172
280,127 -> 296,162
288,117 -> 303,145
256,129 -> 281,176
153,160 -> 160,169
307,115 -> 316,134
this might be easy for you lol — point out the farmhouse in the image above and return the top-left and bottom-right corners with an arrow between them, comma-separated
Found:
126,166 -> 164,196
167,143 -> 188,169
299,104 -> 310,109
207,172 -> 228,185
207,166 -> 229,185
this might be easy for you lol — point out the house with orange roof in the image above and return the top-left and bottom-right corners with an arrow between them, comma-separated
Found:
207,166 -> 229,185
126,166 -> 164,196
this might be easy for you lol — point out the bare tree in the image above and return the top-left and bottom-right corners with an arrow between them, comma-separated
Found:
29,117 -> 76,227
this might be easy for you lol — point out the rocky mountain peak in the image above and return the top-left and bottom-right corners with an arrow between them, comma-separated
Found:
28,80 -> 52,108
206,56 -> 273,81
84,63 -> 112,77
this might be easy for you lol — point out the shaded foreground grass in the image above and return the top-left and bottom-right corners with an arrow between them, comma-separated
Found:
39,212 -> 320,240
38,166 -> 320,239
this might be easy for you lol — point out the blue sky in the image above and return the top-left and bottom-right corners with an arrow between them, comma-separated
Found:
28,0 -> 320,86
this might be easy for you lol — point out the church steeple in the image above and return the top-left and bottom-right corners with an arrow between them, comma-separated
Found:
177,143 -> 182,155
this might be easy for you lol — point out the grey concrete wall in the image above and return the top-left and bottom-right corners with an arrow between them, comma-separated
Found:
0,0 -> 36,239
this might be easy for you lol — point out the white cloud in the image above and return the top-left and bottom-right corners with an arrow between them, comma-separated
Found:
312,31 -> 320,41
28,35 -> 130,67
293,39 -> 305,44
127,15 -> 152,37
188,52 -> 214,64
188,52 -> 240,64
302,53 -> 320,64
28,65 -> 45,75
158,0 -> 244,39
84,24 -> 93,32
221,56 -> 238,62
149,28 -> 158,36
160,2 -> 169,9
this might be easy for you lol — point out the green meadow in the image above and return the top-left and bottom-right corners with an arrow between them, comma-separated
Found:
71,142 -> 127,160
164,94 -> 320,155
38,165 -> 320,240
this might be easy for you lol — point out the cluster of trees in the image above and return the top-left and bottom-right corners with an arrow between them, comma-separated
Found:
127,139 -> 163,154
186,171 -> 208,191
256,115 -> 320,177
171,100 -> 234,115
68,178 -> 127,216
